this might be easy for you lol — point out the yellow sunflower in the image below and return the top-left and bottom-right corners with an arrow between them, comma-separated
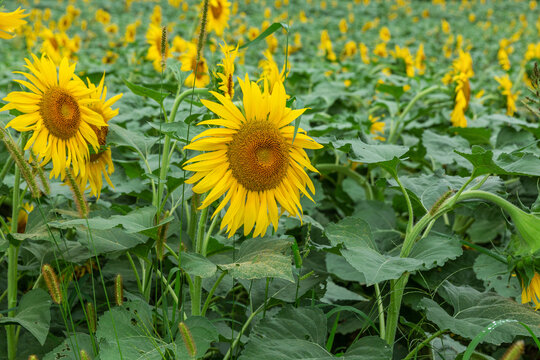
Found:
0,7 -> 28,39
180,44 -> 210,88
184,75 -> 322,238
206,0 -> 231,37
0,54 -> 106,179
146,23 -> 169,72
76,76 -> 122,198
215,43 -> 238,99
521,272 -> 540,310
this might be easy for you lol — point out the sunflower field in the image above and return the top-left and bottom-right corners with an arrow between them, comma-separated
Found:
1,0 -> 540,359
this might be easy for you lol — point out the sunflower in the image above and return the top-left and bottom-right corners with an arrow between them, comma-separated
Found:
17,203 -> 34,233
0,54 -> 106,179
76,76 -> 122,198
180,44 -> 210,87
146,23 -> 169,72
206,0 -> 231,37
495,74 -> 519,116
0,7 -> 28,39
521,272 -> 540,310
184,75 -> 322,238
215,43 -> 237,98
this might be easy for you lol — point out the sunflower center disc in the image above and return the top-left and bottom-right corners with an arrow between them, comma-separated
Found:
211,3 -> 223,19
227,121 -> 289,191
40,86 -> 81,139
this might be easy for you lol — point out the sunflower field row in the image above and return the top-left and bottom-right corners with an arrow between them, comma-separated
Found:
0,0 -> 539,359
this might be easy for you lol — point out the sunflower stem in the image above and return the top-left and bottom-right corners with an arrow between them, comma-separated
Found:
191,207 -> 208,316
7,164 -> 20,360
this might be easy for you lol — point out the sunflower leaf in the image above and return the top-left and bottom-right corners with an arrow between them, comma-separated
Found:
123,79 -> 168,105
238,22 -> 288,50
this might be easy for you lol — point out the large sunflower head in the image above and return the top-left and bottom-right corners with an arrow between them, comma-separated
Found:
206,0 -> 231,37
184,75 -> 322,238
0,54 -> 107,179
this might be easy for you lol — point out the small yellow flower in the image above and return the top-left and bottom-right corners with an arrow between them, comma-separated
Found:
441,19 -> 450,34
339,19 -> 348,34
369,115 -> 385,141
17,203 -> 34,233
95,9 -> 110,25
447,50 -> 474,127
374,42 -> 388,58
379,26 -> 391,42
390,45 -> 415,77
207,0 -> 231,37
359,43 -> 370,64
319,30 -> 337,61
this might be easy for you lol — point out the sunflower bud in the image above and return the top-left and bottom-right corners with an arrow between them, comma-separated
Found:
28,356 -> 39,360
506,204 -> 540,254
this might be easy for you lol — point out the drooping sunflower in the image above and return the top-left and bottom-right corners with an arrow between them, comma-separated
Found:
495,74 -> 519,116
180,43 -> 210,88
76,76 -> 122,198
184,75 -> 322,237
0,54 -> 106,179
0,7 -> 28,39
206,0 -> 231,37
521,272 -> 540,310
214,43 -> 237,99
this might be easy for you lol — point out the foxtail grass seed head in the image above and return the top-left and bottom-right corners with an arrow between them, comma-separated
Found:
156,210 -> 170,261
1,128 -> 40,198
429,189 -> 454,215
160,26 -> 168,71
80,350 -> 91,360
115,274 -> 124,306
500,340 -> 525,360
197,0 -> 209,61
42,264 -> 63,304
179,322 -> 197,357
65,168 -> 88,218
86,302 -> 97,333
31,158 -> 50,195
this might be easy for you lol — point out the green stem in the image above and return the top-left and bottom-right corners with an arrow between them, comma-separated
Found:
394,175 -> 414,234
403,329 -> 447,360
191,207 -> 208,316
201,211 -> 219,257
6,162 -> 21,360
317,163 -> 373,199
374,283 -> 386,340
223,304 -> 266,360
201,271 -> 226,316
387,85 -> 441,144
126,252 -> 143,295
0,156 -> 13,183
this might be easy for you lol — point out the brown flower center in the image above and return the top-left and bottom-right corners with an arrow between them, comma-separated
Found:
211,2 -> 223,19
40,87 -> 81,139
227,121 -> 289,191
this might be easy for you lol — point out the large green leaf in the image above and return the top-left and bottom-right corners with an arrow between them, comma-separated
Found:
455,146 -> 540,177
0,289 -> 51,345
180,252 -> 217,278
239,306 -> 331,360
43,333 -> 95,360
332,139 -> 409,170
123,79 -> 168,105
96,300 -> 169,360
423,130 -> 470,167
325,216 -> 461,285
218,237 -> 294,282
344,336 -> 392,359
49,206 -> 173,240
473,254 -> 520,297
420,282 -> 540,345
